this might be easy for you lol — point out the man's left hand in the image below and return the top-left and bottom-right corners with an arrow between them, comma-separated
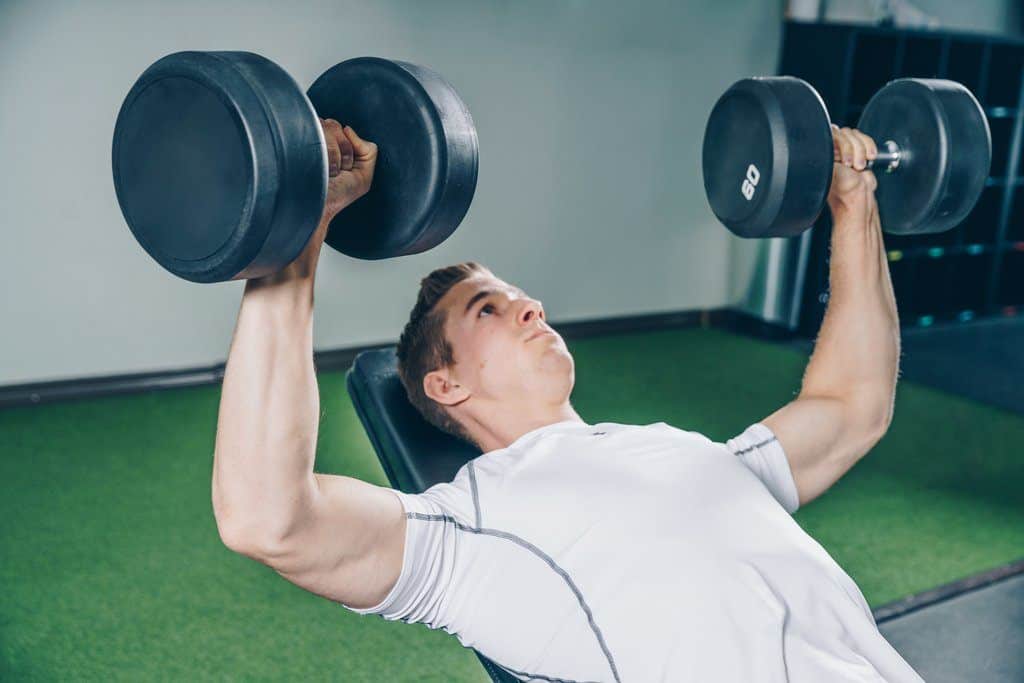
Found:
827,125 -> 878,218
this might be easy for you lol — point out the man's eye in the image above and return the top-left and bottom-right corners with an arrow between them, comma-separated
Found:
479,303 -> 494,317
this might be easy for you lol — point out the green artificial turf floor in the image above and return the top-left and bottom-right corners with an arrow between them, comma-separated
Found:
1,327 -> 1022,681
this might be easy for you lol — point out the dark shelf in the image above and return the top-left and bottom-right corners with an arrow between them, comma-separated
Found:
984,177 -> 1024,187
1007,186 -> 1024,241
947,40 -> 986,96
782,21 -> 1024,335
887,244 -> 994,261
899,36 -> 944,79
986,106 -> 1018,118
990,117 -> 1015,175
850,33 -> 902,106
996,250 -> 1024,305
986,45 -> 1024,108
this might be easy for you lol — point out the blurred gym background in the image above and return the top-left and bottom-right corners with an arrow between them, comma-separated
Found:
1,1 -> 1022,681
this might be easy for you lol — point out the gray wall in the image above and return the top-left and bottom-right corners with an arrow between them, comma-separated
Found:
0,0 -> 783,386
2,1 -> 1019,387
821,0 -> 1020,33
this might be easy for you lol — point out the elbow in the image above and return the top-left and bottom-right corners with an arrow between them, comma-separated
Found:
875,404 -> 894,440
211,478 -> 258,555
213,507 -> 258,556
214,513 -> 255,555
210,462 -> 306,563
869,392 -> 895,440
861,415 -> 890,453
848,394 -> 894,454
216,516 -> 295,563
213,498 -> 298,563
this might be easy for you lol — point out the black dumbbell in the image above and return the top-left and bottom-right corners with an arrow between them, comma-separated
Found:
701,76 -> 991,239
112,52 -> 479,283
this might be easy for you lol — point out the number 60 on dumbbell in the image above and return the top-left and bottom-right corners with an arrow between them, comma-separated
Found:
702,76 -> 992,239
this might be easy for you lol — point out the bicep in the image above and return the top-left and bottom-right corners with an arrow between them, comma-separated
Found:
270,473 -> 407,609
762,395 -> 883,506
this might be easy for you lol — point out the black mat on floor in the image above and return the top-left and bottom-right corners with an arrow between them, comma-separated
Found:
898,317 -> 1024,415
877,572 -> 1024,682
791,317 -> 1024,416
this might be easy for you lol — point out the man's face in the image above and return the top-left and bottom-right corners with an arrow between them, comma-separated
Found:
425,274 -> 575,411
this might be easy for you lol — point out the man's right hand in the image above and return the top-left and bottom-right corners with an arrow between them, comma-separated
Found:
298,118 -> 379,262
250,120 -> 377,285
320,119 -> 378,224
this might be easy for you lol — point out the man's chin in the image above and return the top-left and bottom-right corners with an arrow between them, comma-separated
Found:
538,344 -> 573,371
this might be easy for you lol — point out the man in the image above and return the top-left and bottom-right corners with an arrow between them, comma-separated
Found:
212,117 -> 918,681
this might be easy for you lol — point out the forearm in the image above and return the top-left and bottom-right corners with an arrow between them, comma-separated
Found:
212,228 -> 326,547
801,205 -> 900,420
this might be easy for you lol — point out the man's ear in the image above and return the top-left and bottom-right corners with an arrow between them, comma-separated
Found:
423,367 -> 471,407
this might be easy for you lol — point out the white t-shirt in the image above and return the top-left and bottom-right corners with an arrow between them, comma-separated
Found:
346,420 -> 923,682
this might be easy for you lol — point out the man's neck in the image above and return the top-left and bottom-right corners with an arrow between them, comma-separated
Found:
471,403 -> 585,453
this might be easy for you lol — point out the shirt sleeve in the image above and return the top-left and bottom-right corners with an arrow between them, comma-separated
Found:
342,488 -> 459,626
725,423 -> 800,514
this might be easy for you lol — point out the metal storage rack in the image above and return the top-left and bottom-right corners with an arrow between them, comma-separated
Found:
739,21 -> 1024,335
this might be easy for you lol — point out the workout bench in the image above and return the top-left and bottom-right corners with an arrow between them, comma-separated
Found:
346,347 -> 516,683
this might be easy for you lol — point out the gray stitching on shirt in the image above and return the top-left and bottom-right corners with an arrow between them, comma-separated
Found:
731,436 -> 777,457
467,461 -> 482,529
406,512 -> 622,683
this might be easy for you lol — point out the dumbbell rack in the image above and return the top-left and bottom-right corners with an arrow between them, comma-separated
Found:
745,20 -> 1024,336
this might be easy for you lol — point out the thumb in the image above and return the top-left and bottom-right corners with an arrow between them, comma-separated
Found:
343,125 -> 377,159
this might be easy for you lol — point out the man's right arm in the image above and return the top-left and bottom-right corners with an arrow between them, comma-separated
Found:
211,122 -> 404,609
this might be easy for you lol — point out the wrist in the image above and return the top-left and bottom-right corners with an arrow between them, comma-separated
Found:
253,217 -> 334,286
828,199 -> 869,225
244,267 -> 317,308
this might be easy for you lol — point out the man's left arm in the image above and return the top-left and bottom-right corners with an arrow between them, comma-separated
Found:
762,126 -> 901,508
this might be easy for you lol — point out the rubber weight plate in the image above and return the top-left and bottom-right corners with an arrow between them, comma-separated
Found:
112,51 -> 327,283
858,79 -> 991,235
308,57 -> 478,259
702,77 -> 833,238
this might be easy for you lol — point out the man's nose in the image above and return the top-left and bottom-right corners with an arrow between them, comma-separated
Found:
517,299 -> 545,326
